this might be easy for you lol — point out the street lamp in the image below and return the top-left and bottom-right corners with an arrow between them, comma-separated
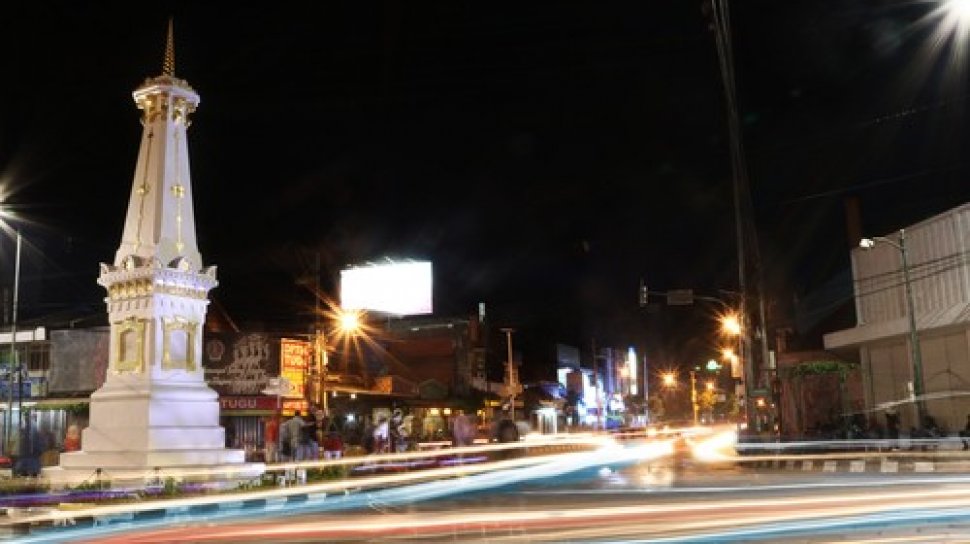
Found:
336,309 -> 362,336
0,207 -> 22,457
316,307 -> 364,417
860,229 -> 926,424
720,313 -> 742,336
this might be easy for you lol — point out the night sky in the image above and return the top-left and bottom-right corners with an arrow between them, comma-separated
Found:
2,2 -> 970,376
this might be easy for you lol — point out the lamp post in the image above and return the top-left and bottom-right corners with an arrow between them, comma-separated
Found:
316,308 -> 363,418
660,371 -> 678,422
860,229 -> 926,424
0,206 -> 22,457
689,369 -> 698,425
314,331 -> 328,416
720,311 -> 752,430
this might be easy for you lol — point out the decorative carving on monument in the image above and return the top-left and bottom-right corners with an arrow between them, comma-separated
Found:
162,317 -> 196,371
113,317 -> 146,373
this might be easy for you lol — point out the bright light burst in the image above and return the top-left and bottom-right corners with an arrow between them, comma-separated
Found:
336,308 -> 362,334
719,313 -> 741,336
937,0 -> 970,40
913,0 -> 970,91
950,0 -> 970,22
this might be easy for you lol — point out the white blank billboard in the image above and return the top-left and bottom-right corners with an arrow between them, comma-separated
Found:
340,261 -> 433,315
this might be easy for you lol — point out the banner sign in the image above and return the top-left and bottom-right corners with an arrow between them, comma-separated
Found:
48,328 -> 110,394
203,333 -> 281,395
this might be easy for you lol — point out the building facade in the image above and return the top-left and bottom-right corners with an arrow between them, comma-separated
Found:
825,203 -> 970,432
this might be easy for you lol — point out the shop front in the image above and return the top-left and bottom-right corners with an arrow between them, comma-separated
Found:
218,396 -> 309,462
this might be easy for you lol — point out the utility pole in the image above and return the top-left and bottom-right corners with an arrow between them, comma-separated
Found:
591,338 -> 602,430
314,252 -> 328,416
480,303 -> 491,425
643,354 -> 649,424
501,328 -> 517,421
712,0 -> 758,432
690,369 -> 699,425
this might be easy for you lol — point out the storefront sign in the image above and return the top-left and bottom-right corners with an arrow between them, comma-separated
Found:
280,338 -> 310,399
219,396 -> 309,415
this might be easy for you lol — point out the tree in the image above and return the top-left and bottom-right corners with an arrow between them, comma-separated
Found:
648,394 -> 665,421
698,389 -> 718,414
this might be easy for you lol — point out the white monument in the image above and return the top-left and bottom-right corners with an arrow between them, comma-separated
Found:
54,22 -> 261,484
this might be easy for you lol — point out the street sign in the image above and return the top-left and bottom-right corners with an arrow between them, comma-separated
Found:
260,376 -> 292,396
666,289 -> 694,305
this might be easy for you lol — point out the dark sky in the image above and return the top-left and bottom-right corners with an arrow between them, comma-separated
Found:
2,2 -> 970,374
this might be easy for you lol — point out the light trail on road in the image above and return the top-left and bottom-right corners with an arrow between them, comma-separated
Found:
8,437 -> 675,543
72,481 -> 970,542
11,426 -> 970,542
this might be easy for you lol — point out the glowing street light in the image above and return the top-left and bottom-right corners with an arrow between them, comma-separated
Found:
860,230 -> 926,424
336,309 -> 363,335
946,0 -> 970,25
720,313 -> 742,336
661,372 -> 677,388
920,0 -> 970,69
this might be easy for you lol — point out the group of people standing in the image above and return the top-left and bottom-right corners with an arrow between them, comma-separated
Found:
263,409 -> 343,463
258,407 -> 485,462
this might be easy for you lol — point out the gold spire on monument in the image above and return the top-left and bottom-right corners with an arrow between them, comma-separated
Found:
138,17 -> 195,94
163,17 -> 175,76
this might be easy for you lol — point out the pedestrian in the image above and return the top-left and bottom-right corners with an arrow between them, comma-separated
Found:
223,419 -> 237,449
452,414 -> 475,447
323,431 -> 343,459
63,424 -> 81,452
300,411 -> 318,460
282,412 -> 305,461
314,408 -> 326,448
373,416 -> 390,454
885,408 -> 900,441
264,416 -> 279,463
389,408 -> 407,453
960,414 -> 970,450
362,420 -> 376,454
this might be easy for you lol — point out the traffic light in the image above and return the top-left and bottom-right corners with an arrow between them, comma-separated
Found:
639,278 -> 648,307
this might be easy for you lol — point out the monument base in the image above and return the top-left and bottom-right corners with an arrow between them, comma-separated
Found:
46,451 -> 264,489
50,380 -> 264,489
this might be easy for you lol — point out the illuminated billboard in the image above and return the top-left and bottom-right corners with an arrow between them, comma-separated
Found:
340,260 -> 433,315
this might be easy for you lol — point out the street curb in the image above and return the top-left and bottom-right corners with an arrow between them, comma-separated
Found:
744,458 -> 970,473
